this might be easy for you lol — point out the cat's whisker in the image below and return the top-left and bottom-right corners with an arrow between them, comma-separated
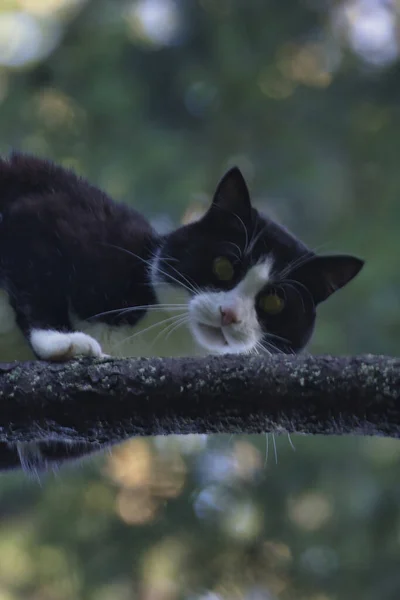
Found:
265,331 -> 291,346
225,241 -> 242,260
103,243 -> 199,297
88,303 -> 188,321
277,243 -> 331,280
277,253 -> 314,279
272,433 -> 278,465
277,242 -> 333,279
165,316 -> 191,341
287,433 -> 296,452
264,433 -> 269,467
255,340 -> 272,356
281,280 -> 309,312
149,249 -> 202,295
246,224 -> 269,259
149,314 -> 189,349
233,212 -> 249,255
159,259 -> 201,295
111,313 -> 187,351
213,205 -> 249,255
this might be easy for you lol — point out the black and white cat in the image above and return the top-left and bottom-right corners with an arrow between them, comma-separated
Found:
0,152 -> 364,473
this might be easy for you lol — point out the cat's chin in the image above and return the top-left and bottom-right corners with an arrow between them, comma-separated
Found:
192,322 -> 252,355
196,322 -> 228,348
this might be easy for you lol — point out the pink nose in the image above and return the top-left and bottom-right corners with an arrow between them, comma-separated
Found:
220,306 -> 239,327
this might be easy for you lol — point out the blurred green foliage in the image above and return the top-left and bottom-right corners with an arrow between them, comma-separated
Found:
0,0 -> 399,599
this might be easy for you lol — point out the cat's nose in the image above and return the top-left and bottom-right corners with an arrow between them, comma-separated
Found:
220,306 -> 240,326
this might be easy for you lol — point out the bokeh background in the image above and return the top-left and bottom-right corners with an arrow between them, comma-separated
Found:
0,0 -> 399,598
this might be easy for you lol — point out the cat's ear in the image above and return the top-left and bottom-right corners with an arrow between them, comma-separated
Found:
294,254 -> 364,304
208,167 -> 252,219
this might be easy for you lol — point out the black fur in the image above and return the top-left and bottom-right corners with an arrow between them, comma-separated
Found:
0,152 -> 159,338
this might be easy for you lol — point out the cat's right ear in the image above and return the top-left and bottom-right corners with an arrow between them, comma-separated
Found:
208,167 -> 252,220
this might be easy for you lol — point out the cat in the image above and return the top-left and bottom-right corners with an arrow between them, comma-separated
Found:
0,152 -> 364,474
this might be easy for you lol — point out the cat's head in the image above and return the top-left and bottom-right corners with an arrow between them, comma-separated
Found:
150,168 -> 364,355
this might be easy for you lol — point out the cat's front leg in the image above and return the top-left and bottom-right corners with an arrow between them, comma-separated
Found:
6,296 -> 108,474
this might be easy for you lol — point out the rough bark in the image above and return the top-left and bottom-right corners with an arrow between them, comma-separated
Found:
0,353 -> 398,448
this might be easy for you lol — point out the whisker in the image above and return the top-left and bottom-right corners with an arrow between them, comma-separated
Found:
88,303 -> 187,321
277,253 -> 314,279
264,433 -> 269,467
111,313 -> 186,351
103,243 -> 198,297
165,316 -> 190,341
255,341 -> 272,356
246,224 -> 269,258
212,205 -> 249,255
148,315 -> 189,349
225,241 -> 242,260
287,433 -> 296,452
265,331 -> 291,346
158,259 -> 201,295
277,243 -> 332,280
272,433 -> 278,465
281,280 -> 309,312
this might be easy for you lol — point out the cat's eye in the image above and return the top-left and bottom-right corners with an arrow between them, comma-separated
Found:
213,256 -> 234,281
258,293 -> 285,315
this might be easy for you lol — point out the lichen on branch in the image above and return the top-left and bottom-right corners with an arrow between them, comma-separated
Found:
0,354 -> 398,472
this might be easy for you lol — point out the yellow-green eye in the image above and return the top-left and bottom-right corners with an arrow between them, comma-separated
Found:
258,293 -> 285,315
213,256 -> 234,281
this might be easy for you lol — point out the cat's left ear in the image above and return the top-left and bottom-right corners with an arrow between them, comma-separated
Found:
209,167 -> 252,219
294,254 -> 364,304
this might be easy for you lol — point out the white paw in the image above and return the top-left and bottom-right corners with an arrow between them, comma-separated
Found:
30,329 -> 104,361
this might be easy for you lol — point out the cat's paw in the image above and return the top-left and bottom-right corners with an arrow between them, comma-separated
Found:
30,329 -> 104,361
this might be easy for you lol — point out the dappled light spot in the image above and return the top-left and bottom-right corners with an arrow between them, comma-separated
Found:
141,537 -> 187,598
288,492 -> 333,531
104,439 -> 154,488
18,0 -> 85,18
194,484 -> 232,520
125,0 -> 182,48
0,11 -> 60,67
231,440 -> 262,481
116,488 -> 157,524
104,439 -> 186,524
276,43 -> 333,89
258,69 -> 295,100
181,199 -> 207,224
0,530 -> 34,586
333,0 -> 399,66
34,88 -> 83,130
220,499 -> 263,541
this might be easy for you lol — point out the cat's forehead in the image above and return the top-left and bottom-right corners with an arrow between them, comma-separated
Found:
205,210 -> 309,265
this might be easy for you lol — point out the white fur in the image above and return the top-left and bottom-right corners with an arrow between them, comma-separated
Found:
30,329 -> 104,361
152,254 -> 275,355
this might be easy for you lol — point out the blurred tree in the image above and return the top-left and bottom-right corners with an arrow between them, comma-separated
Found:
0,0 -> 399,599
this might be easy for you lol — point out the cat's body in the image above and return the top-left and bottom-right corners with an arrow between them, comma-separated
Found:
0,152 -> 364,474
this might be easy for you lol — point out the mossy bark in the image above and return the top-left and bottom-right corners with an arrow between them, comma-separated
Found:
0,354 -> 397,453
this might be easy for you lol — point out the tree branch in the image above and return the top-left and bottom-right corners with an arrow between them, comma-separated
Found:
0,354 -> 398,472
